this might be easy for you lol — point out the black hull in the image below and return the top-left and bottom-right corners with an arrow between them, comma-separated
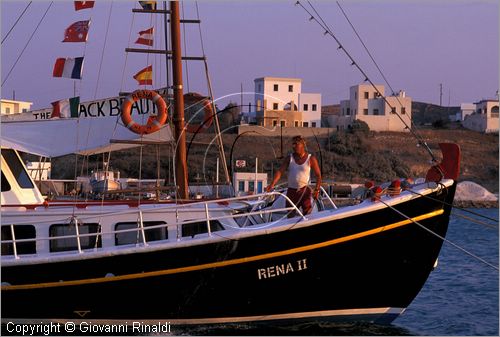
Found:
2,183 -> 456,325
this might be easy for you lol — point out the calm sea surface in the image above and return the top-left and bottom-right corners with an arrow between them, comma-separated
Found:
2,209 -> 498,336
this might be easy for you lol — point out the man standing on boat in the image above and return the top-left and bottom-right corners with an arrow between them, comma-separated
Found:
266,135 -> 322,216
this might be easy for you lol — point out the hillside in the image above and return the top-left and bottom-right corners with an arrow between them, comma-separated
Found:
47,128 -> 498,194
412,101 -> 460,125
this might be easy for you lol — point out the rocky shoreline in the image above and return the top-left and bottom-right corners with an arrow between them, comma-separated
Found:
453,200 -> 499,209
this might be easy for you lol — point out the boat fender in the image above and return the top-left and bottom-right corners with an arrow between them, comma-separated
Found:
371,186 -> 383,202
121,89 -> 168,135
184,92 -> 214,133
387,179 -> 402,196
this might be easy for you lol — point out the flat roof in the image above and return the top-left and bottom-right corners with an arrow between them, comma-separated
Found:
254,77 -> 302,82
1,99 -> 33,104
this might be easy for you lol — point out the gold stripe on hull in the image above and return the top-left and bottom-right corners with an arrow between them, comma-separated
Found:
2,209 -> 444,291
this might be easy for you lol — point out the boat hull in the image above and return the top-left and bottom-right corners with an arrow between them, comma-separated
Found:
1,183 -> 455,325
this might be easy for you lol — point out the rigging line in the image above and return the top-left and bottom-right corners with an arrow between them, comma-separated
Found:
181,1 -> 190,93
307,0 -> 433,159
93,1 -> 114,99
406,189 -> 499,223
452,212 -> 498,230
335,1 -> 413,128
195,1 -> 230,184
77,2 -> 96,99
297,1 -> 437,163
1,1 -> 53,87
120,3 -> 137,93
333,3 -> 398,100
1,1 -> 32,44
379,198 -> 499,271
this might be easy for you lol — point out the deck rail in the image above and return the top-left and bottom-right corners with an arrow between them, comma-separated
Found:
1,188 -> 335,259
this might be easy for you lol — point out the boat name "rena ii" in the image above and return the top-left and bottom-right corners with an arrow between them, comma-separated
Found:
257,258 -> 308,280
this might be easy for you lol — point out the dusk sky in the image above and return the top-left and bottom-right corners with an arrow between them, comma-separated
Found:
1,1 -> 498,110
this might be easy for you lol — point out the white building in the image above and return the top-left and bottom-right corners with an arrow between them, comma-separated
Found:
462,99 -> 499,133
1,99 -> 32,116
254,77 -> 321,128
233,172 -> 268,196
458,103 -> 476,121
334,84 -> 412,132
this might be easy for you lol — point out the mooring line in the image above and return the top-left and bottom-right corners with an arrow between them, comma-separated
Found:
379,199 -> 499,271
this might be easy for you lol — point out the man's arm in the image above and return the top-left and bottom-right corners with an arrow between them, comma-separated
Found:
310,155 -> 322,199
266,156 -> 289,192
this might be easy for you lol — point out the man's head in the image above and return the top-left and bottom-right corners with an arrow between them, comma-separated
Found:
292,135 -> 306,153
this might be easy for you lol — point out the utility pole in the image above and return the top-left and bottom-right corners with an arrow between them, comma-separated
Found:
439,83 -> 443,106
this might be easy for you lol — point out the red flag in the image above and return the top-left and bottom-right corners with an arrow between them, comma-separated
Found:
133,65 -> 153,85
135,27 -> 154,46
74,1 -> 94,11
63,20 -> 90,43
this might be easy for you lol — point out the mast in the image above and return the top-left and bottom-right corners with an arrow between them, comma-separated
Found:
170,1 -> 189,199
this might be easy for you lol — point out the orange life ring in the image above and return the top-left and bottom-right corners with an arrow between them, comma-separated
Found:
184,92 -> 213,133
121,89 -> 168,135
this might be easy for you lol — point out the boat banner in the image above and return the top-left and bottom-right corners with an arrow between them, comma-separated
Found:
1,91 -> 173,157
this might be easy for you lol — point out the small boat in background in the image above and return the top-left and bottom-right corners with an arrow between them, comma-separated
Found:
89,169 -> 121,194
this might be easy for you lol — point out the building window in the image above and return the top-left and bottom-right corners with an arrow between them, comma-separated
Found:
294,121 -> 299,127
363,109 -> 368,115
373,109 -> 379,115
273,103 -> 279,110
273,84 -> 279,91
115,221 -> 168,245
288,85 -> 293,92
280,120 -> 286,127
304,104 -> 309,111
238,180 -> 245,191
248,181 -> 255,192
303,122 -> 309,127
364,92 -> 369,99
49,223 -> 101,252
346,108 -> 350,115
391,107 -> 396,114
312,122 -> 317,127
5,107 -> 10,114
258,84 -> 262,92
22,108 -> 28,113
272,120 -> 278,127
354,92 -> 357,100
312,104 -> 317,111
1,149 -> 34,189
401,107 -> 406,114
1,225 -> 36,255
374,92 -> 378,98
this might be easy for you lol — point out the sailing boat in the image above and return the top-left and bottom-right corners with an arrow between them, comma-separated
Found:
1,1 -> 461,326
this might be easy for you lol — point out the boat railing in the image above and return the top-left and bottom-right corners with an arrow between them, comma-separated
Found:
3,189 -> 335,259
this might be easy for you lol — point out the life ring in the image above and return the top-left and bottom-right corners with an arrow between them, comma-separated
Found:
184,92 -> 213,133
121,89 -> 168,135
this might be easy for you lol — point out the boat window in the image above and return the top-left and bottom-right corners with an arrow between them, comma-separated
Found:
1,149 -> 34,189
1,171 -> 11,192
115,221 -> 168,246
182,220 -> 223,238
49,223 -> 101,252
1,225 -> 36,255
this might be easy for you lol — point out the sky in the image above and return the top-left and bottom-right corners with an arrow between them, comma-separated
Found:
1,0 -> 499,110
